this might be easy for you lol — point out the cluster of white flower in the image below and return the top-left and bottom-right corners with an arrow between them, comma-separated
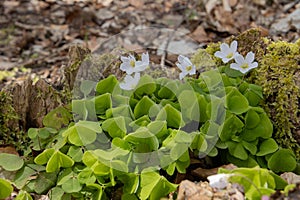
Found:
214,40 -> 258,74
119,52 -> 149,90
119,52 -> 196,90
118,40 -> 257,90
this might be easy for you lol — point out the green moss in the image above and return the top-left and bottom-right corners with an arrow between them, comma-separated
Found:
251,41 -> 300,158
0,91 -> 29,153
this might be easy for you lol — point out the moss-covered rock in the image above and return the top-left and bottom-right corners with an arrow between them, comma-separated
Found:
251,40 -> 300,158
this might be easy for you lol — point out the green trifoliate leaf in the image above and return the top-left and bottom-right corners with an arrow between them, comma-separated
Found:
256,138 -> 278,156
156,104 -> 184,129
62,120 -> 101,146
0,153 -> 24,171
96,75 -> 118,95
268,149 -> 297,173
225,87 -> 249,114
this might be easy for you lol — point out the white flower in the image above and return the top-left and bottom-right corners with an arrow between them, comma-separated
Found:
230,52 -> 258,74
207,173 -> 232,189
119,73 -> 140,90
120,52 -> 149,75
214,40 -> 239,63
176,55 -> 196,80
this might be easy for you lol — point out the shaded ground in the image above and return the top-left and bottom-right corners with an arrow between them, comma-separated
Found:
1,0 -> 300,89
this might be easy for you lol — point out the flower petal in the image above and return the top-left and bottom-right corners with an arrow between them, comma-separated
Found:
234,54 -> 244,64
135,61 -> 148,72
249,62 -> 258,70
141,52 -> 149,64
189,65 -> 196,75
230,40 -> 238,52
222,57 -> 231,64
245,52 -> 255,62
176,63 -> 185,71
214,51 -> 225,59
220,43 -> 230,53
179,71 -> 188,80
121,56 -> 130,62
230,63 -> 241,71
178,55 -> 192,68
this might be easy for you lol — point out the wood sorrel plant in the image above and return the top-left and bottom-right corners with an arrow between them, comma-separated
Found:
0,41 -> 298,199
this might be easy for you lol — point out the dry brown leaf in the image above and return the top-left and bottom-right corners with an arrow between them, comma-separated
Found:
128,0 -> 144,8
190,26 -> 210,43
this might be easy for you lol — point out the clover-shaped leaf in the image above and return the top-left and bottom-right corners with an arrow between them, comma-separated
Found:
67,146 -> 83,162
268,149 -> 297,173
157,80 -> 178,100
94,93 -> 112,115
245,109 -> 260,129
134,96 -> 156,119
80,80 -> 96,97
96,75 -> 118,95
156,104 -> 184,129
125,127 -> 159,152
220,114 -> 244,141
0,153 -> 24,171
225,87 -> 249,114
241,113 -> 273,141
34,148 -> 74,173
147,120 -> 168,139
256,138 -> 278,156
62,120 -> 101,146
106,105 -> 134,118
134,75 -> 156,97
139,171 -> 178,200
226,141 -> 248,160
102,116 -> 127,138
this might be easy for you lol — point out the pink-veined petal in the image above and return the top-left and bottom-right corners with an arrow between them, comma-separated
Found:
121,56 -> 130,62
230,40 -> 238,52
245,52 -> 255,62
239,68 -> 249,74
222,57 -> 231,63
249,62 -> 258,70
135,61 -> 148,72
234,54 -> 244,64
214,51 -> 225,59
176,63 -> 185,71
230,63 -> 240,71
220,43 -> 230,53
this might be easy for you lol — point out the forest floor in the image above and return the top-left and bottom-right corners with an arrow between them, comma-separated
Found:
1,0 -> 300,89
